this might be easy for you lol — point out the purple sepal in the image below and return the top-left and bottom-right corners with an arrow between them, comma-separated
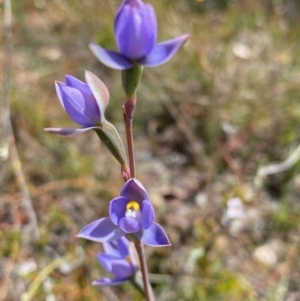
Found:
92,277 -> 128,286
89,43 -> 134,70
114,3 -> 157,59
85,71 -> 110,121
121,178 -> 150,203
98,254 -> 135,279
109,197 -> 128,225
97,253 -> 115,273
141,201 -> 155,229
114,0 -> 144,27
119,217 -> 140,233
44,127 -> 98,137
116,236 -> 130,258
102,237 -> 129,258
111,259 -> 136,279
139,34 -> 190,67
65,75 -> 91,95
77,217 -> 124,243
55,81 -> 100,126
136,222 -> 171,247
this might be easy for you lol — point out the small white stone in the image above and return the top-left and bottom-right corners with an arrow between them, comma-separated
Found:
253,244 -> 277,266
232,42 -> 253,59
253,239 -> 285,267
18,259 -> 37,276
195,192 -> 208,209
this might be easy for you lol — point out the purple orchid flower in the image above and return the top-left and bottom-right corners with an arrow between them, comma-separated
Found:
44,71 -> 109,137
44,71 -> 129,176
93,237 -> 137,286
78,178 -> 170,247
89,0 -> 189,70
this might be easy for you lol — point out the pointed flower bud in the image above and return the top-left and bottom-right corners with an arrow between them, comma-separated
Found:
77,178 -> 171,247
89,0 -> 189,70
44,71 -> 128,170
114,0 -> 156,60
45,71 -> 108,136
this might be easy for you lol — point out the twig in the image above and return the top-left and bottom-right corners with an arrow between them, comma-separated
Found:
255,143 -> 300,186
2,0 -> 40,240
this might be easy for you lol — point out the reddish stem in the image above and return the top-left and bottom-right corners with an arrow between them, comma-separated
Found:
122,94 -> 137,178
122,94 -> 155,301
135,241 -> 155,301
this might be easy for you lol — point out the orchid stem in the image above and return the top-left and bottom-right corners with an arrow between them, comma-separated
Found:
125,120 -> 136,178
135,241 -> 155,301
122,94 -> 154,301
122,95 -> 137,178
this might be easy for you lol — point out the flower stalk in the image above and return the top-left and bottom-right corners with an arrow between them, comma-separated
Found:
135,241 -> 155,301
123,94 -> 137,178
122,94 -> 153,301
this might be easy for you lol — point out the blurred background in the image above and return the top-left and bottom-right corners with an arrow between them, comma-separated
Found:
1,0 -> 300,300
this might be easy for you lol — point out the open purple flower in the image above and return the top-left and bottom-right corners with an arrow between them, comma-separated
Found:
93,237 -> 137,286
44,71 -> 109,137
89,0 -> 189,70
78,178 -> 170,247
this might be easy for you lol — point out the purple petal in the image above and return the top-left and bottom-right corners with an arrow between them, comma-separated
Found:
97,253 -> 115,273
102,240 -> 120,258
44,126 -> 98,137
119,217 -> 140,233
55,81 -> 66,109
116,237 -> 130,258
141,3 -> 157,47
58,84 -> 101,126
77,217 -> 124,243
139,34 -> 190,67
85,71 -> 109,122
89,43 -> 134,70
109,196 -> 128,225
114,4 -> 156,59
92,277 -> 128,286
65,75 -> 91,95
114,1 -> 145,43
111,259 -> 136,279
102,237 -> 130,259
115,0 -> 144,25
121,178 -> 150,203
141,200 -> 155,229
136,222 -> 171,247
98,254 -> 135,279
